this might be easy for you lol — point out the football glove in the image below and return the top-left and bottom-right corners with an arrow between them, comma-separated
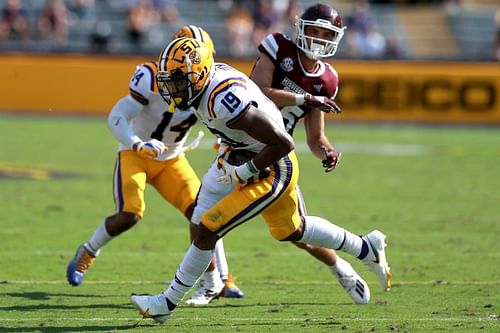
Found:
303,93 -> 341,114
216,158 -> 259,189
133,139 -> 166,159
320,146 -> 341,172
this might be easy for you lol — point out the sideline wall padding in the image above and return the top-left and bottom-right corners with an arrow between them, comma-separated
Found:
1,55 -> 499,123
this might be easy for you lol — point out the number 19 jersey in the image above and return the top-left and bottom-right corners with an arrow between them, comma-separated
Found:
193,63 -> 286,153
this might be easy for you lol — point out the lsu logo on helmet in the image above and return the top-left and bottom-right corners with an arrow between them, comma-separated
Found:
172,25 -> 216,56
157,38 -> 214,110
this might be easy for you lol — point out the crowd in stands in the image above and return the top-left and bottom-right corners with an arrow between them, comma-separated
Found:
0,0 -> 497,61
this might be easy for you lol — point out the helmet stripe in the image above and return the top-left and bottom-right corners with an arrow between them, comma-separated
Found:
189,25 -> 204,42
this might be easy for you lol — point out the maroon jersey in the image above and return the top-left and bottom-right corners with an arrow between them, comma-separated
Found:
257,33 -> 339,135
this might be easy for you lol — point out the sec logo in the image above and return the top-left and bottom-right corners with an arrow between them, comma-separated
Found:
280,57 -> 294,72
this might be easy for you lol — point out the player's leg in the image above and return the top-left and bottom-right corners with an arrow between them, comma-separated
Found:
152,155 -> 244,304
292,186 -> 369,304
67,151 -> 147,286
131,157 -> 295,320
286,215 -> 391,292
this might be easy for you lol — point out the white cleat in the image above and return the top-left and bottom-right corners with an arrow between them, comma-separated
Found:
362,230 -> 392,291
334,257 -> 370,304
185,277 -> 224,306
130,294 -> 171,324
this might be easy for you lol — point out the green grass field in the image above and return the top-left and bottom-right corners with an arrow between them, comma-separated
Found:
0,114 -> 499,332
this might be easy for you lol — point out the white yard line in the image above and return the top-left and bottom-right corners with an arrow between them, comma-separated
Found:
0,316 -> 497,322
2,280 -> 499,286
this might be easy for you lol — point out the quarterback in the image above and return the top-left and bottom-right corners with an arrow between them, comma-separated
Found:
66,26 -> 244,300
250,3 -> 380,303
130,37 -> 391,323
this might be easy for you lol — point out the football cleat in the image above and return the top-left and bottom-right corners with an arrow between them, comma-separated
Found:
361,230 -> 392,291
66,242 -> 99,286
185,276 -> 224,306
130,294 -> 171,324
221,274 -> 245,298
334,257 -> 370,304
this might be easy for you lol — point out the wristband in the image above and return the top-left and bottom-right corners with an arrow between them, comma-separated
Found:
235,160 -> 260,181
295,94 -> 305,106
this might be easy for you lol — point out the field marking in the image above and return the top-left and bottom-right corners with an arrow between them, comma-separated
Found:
2,280 -> 499,286
0,316 -> 498,323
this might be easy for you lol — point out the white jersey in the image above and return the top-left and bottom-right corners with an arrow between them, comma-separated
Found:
112,61 -> 197,160
193,63 -> 285,153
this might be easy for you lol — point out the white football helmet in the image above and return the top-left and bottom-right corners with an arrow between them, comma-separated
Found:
295,3 -> 346,60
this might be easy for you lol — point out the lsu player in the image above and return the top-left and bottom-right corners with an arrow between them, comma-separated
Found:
66,25 -> 244,300
130,37 -> 391,323
250,3 -> 380,304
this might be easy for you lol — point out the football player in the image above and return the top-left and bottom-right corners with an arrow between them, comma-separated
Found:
66,25 -> 244,300
130,37 -> 391,323
249,3 -> 381,304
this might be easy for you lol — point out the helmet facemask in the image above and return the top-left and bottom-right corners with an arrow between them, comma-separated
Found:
295,18 -> 346,60
157,67 -> 205,110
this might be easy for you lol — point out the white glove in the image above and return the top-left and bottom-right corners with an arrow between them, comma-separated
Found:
216,158 -> 259,189
132,139 -> 166,159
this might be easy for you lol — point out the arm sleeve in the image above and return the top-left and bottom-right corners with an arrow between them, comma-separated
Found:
107,95 -> 143,149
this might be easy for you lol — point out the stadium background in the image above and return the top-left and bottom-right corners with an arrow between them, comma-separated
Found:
0,0 -> 499,124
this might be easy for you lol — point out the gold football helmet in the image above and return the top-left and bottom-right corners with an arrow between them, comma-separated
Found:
157,37 -> 214,110
172,25 -> 216,56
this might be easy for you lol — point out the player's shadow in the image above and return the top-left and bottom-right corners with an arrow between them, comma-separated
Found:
2,291 -> 106,300
0,302 -> 131,312
189,301 -> 337,309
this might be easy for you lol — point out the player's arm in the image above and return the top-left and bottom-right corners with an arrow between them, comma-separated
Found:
304,110 -> 341,172
251,53 -> 340,113
229,104 -> 294,170
251,54 -> 298,108
107,95 -> 166,158
107,95 -> 143,149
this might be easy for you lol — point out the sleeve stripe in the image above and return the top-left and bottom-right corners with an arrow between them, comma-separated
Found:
129,88 -> 149,105
260,35 -> 278,61
142,62 -> 158,93
208,77 -> 247,118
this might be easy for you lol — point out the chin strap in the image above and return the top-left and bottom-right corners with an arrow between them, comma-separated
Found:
180,130 -> 205,153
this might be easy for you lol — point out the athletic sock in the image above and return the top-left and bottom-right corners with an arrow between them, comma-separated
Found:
214,239 -> 229,281
88,221 -> 112,252
299,216 -> 365,258
163,244 -> 212,310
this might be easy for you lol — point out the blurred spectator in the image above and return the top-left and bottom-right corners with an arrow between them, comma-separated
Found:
356,22 -> 386,58
152,0 -> 181,24
67,0 -> 96,25
346,0 -> 376,34
344,0 -> 388,59
125,0 -> 158,46
225,4 -> 254,57
273,0 -> 300,36
0,0 -> 31,41
37,0 -> 69,45
495,10 -> 500,61
252,0 -> 282,47
89,21 -> 115,53
383,34 -> 405,59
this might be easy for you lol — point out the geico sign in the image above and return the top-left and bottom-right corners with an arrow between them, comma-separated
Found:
338,78 -> 497,112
